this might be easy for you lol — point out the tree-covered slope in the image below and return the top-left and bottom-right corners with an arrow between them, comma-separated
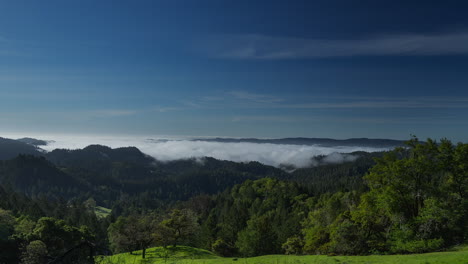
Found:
0,137 -> 43,160
0,155 -> 90,199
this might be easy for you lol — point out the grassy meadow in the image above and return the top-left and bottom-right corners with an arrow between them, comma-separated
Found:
94,206 -> 112,218
97,245 -> 468,264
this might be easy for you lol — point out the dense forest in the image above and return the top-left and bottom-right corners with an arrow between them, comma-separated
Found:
0,137 -> 466,263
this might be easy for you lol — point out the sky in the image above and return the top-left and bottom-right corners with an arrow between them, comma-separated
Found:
1,0 -> 468,142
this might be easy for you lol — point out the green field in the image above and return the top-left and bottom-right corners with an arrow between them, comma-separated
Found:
94,206 -> 112,218
97,245 -> 468,264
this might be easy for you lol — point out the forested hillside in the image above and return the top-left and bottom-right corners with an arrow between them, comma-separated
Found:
0,155 -> 91,199
0,138 -> 378,207
0,137 -> 466,263
0,185 -> 109,263
0,138 -> 43,160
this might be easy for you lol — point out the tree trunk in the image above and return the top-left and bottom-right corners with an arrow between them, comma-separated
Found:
142,248 -> 146,259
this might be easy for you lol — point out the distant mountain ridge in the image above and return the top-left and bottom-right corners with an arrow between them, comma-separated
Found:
46,144 -> 154,167
16,137 -> 50,146
0,136 -> 385,206
0,136 -> 404,163
191,137 -> 406,148
0,137 -> 43,160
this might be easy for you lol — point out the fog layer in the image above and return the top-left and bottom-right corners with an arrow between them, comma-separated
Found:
16,134 -> 390,168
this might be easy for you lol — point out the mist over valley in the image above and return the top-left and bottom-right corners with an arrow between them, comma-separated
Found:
0,134 -> 401,168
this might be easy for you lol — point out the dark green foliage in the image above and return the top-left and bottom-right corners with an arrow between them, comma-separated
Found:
31,217 -> 92,257
302,137 -> 468,255
108,214 -> 158,258
0,184 -> 109,263
211,238 -> 234,257
42,145 -> 289,209
0,138 -> 374,215
0,155 -> 90,199
160,209 -> 199,248
20,240 -> 48,264
0,136 -> 466,259
236,214 -> 280,256
197,178 -> 310,256
302,191 -> 362,254
358,138 -> 468,253
0,208 -> 15,241
0,208 -> 17,263
282,235 -> 304,255
289,151 -> 382,194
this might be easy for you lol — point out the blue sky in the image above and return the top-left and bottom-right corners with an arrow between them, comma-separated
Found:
1,0 -> 468,141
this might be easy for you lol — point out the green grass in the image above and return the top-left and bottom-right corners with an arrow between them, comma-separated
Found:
97,246 -> 219,264
97,245 -> 468,264
94,206 -> 111,218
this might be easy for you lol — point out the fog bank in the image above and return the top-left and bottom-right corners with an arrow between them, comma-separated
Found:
7,134 -> 390,168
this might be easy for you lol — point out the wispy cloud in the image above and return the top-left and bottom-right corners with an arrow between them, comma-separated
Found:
201,32 -> 468,59
232,115 -> 320,123
151,106 -> 184,113
207,92 -> 468,110
88,109 -> 138,117
279,100 -> 468,109
228,91 -> 283,103
179,100 -> 203,108
90,105 -> 188,116
200,96 -> 225,101
175,94 -> 468,111
230,114 -> 467,126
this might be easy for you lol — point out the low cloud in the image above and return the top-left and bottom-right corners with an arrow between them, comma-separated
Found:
321,152 -> 359,164
24,134 -> 390,168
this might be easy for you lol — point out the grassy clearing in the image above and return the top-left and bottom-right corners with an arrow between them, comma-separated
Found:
97,246 -> 219,264
94,206 -> 112,218
97,245 -> 468,264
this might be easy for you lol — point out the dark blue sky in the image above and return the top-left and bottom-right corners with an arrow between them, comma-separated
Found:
1,0 -> 468,141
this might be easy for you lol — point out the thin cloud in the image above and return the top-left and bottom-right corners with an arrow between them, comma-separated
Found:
223,94 -> 468,109
231,115 -> 466,125
279,100 -> 468,109
203,32 -> 468,59
87,109 -> 138,117
200,96 -> 225,101
166,92 -> 468,111
208,92 -> 468,110
150,106 -> 185,113
321,152 -> 359,164
229,91 -> 283,103
232,115 -> 321,123
180,100 -> 203,108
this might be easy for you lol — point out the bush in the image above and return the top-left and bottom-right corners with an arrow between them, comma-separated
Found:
391,238 -> 444,253
212,238 -> 235,257
21,240 -> 48,264
282,235 -> 304,255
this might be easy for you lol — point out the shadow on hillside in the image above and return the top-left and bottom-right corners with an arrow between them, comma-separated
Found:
132,246 -> 217,263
